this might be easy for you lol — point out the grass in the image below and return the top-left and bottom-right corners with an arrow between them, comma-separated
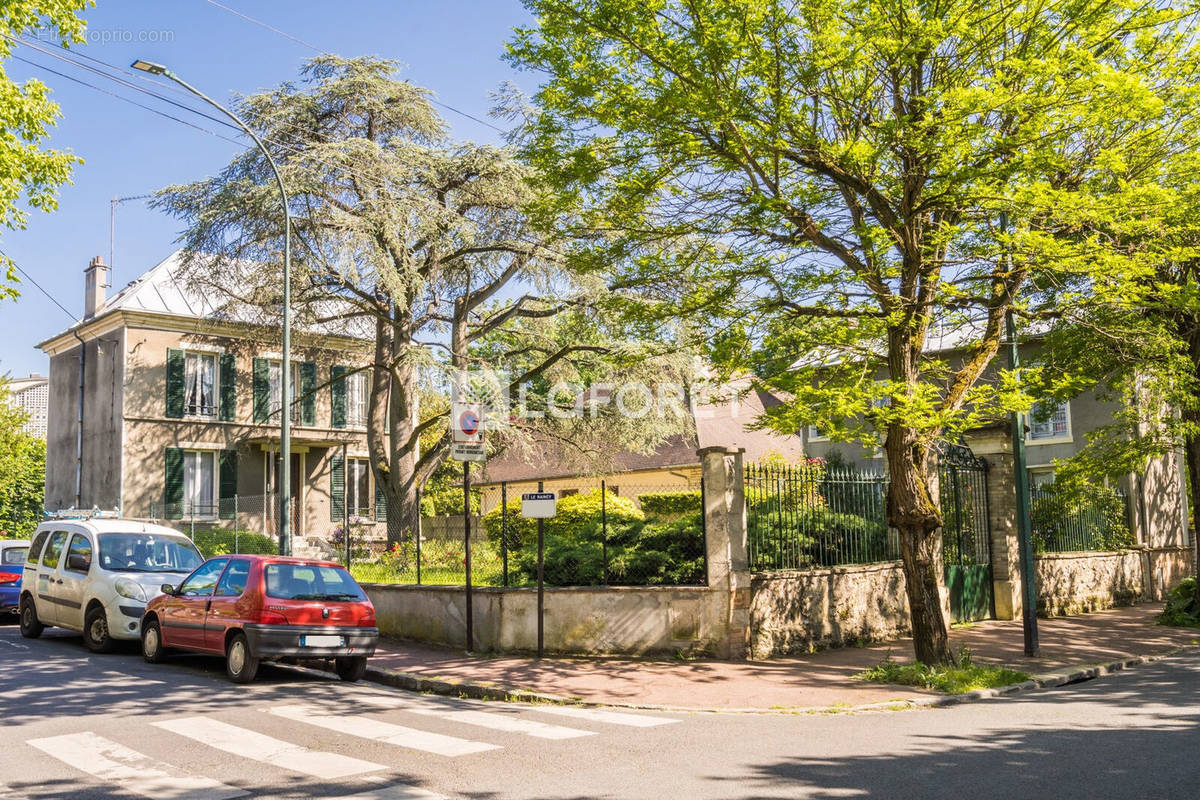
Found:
350,561 -> 507,586
855,648 -> 1031,694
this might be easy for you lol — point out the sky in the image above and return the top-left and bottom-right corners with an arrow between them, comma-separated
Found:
0,0 -> 538,378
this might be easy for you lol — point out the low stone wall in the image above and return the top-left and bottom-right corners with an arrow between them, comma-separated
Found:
1034,550 -> 1145,616
748,562 -> 910,659
1144,546 -> 1194,601
363,583 -> 725,656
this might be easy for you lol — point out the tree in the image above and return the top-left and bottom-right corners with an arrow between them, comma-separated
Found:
157,56 -> 688,543
508,0 -> 1197,663
0,380 -> 45,536
0,0 -> 89,300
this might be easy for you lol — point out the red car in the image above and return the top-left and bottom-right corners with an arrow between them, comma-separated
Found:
141,555 -> 378,684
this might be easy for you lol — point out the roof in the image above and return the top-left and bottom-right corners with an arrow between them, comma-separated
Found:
36,518 -> 191,537
39,250 -> 373,351
479,383 -> 804,483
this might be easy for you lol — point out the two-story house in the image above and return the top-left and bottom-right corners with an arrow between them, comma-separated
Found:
39,252 -> 389,550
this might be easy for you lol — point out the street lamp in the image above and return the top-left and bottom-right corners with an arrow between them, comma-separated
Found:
133,58 -> 294,556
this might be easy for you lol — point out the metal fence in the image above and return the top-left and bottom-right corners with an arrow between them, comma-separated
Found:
746,463 -> 896,571
1030,484 -> 1134,553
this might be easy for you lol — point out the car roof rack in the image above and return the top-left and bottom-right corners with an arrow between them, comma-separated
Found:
43,507 -> 122,521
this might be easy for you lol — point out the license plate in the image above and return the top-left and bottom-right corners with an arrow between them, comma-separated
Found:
300,635 -> 344,648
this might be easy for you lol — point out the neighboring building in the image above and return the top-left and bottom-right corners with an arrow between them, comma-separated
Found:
474,384 -> 804,511
7,373 -> 49,438
38,253 -> 389,549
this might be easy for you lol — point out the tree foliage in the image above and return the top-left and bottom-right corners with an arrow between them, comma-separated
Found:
0,380 -> 45,537
0,0 -> 89,300
508,0 -> 1200,662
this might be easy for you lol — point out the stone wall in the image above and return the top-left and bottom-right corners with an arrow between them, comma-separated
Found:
364,583 -> 725,656
1034,550 -> 1145,616
1144,546 -> 1194,601
748,562 -> 911,658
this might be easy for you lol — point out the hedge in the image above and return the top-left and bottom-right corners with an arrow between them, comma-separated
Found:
186,528 -> 277,557
481,489 -> 643,550
636,491 -> 702,515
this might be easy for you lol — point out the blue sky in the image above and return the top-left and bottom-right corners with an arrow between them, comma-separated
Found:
0,0 -> 537,378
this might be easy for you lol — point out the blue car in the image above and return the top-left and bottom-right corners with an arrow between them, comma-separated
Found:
0,540 -> 29,616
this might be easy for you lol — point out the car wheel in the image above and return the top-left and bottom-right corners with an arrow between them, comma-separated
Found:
83,605 -> 115,654
18,596 -> 43,639
335,656 -> 368,683
141,618 -> 166,664
225,632 -> 259,684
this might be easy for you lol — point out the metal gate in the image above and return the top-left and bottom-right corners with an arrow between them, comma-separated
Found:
938,443 -> 993,623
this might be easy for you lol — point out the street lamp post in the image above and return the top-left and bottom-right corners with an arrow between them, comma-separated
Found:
133,59 -> 293,556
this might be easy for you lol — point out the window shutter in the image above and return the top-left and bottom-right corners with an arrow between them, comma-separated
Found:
165,349 -> 185,418
164,447 -> 184,520
301,361 -> 317,426
219,353 -> 237,422
330,365 -> 347,429
330,452 -> 345,522
219,449 -> 238,520
252,357 -> 269,423
375,478 -> 388,522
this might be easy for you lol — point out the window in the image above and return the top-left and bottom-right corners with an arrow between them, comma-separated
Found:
184,450 -> 217,518
41,531 -> 68,569
346,371 -> 368,428
184,352 -> 218,418
1029,469 -> 1056,488
214,559 -> 251,597
178,558 -> 229,597
265,563 -> 366,601
808,425 -> 828,441
347,458 -> 371,516
64,534 -> 92,573
1029,400 -> 1070,442
26,531 -> 48,565
268,360 -> 301,423
98,533 -> 202,573
2,547 -> 27,565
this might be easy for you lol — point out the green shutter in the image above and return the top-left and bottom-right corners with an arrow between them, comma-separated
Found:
375,478 -> 388,522
252,357 -> 269,423
165,349 -> 185,418
301,361 -> 317,426
330,452 -> 345,522
164,447 -> 184,520
218,449 -> 238,519
219,353 -> 237,422
331,365 -> 347,429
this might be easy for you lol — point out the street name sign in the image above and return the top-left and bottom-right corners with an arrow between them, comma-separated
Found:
521,492 -> 557,518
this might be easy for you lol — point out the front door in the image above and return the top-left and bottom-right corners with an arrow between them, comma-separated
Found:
56,532 -> 93,631
161,558 -> 228,651
205,558 -> 252,650
266,452 -> 302,539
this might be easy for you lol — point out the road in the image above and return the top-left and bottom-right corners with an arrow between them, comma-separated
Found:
1,620 -> 1199,799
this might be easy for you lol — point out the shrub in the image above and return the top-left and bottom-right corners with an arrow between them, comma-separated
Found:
420,485 -> 481,516
637,491 -> 702,516
187,528 -> 277,558
482,489 -> 643,550
1158,576 -> 1200,627
1029,479 -> 1134,553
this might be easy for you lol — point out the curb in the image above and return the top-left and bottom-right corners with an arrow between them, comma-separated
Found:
355,644 -> 1200,715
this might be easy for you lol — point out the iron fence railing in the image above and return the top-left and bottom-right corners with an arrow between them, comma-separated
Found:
1030,485 -> 1134,553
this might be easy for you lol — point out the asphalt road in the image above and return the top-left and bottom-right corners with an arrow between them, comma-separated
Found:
1,620 -> 1199,800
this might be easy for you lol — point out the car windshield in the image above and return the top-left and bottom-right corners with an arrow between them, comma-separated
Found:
2,547 -> 28,565
265,564 -> 367,602
97,534 -> 203,573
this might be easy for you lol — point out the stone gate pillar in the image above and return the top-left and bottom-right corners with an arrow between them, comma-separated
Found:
966,430 -> 1023,620
699,446 -> 750,658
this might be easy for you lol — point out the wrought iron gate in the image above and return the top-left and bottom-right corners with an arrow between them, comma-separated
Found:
938,443 -> 994,623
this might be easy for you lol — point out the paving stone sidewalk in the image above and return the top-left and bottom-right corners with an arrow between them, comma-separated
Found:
366,603 -> 1200,710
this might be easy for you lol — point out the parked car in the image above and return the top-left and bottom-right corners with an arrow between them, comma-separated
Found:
141,555 -> 378,684
19,517 -> 204,651
0,540 -> 30,617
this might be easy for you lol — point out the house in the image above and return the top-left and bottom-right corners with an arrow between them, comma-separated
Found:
38,253 -> 390,551
6,373 -> 49,439
473,383 -> 805,511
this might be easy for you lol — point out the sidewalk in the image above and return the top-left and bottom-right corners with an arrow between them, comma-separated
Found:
367,603 -> 1200,711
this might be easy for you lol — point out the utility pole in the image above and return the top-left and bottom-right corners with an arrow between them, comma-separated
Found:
1002,211 -> 1039,657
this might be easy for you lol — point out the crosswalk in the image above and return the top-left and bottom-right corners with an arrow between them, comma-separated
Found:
17,696 -> 679,799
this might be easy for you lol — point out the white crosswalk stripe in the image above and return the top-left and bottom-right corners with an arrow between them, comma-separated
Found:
528,705 -> 681,727
152,717 -> 385,779
406,706 -> 596,740
268,705 -> 501,756
26,732 -> 247,800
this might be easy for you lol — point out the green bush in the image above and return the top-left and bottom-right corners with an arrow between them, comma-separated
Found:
482,489 -> 644,550
187,528 -> 277,558
420,485 -> 481,516
747,500 -> 887,570
1158,576 -> 1200,627
1029,479 -> 1134,554
637,491 -> 702,516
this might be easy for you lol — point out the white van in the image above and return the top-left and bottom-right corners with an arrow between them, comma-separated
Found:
19,517 -> 204,652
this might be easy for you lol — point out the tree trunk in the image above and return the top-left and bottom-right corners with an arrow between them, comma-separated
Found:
886,428 -> 954,664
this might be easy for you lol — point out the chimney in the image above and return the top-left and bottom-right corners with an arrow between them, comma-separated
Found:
84,255 -> 108,318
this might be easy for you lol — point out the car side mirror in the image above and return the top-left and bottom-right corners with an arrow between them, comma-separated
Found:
160,584 -> 176,596
67,553 -> 90,572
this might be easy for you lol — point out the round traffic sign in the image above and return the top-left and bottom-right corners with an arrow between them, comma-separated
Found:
459,409 -> 480,436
